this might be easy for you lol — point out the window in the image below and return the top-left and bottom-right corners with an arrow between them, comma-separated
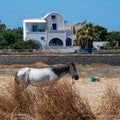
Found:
51,15 -> 56,19
52,23 -> 57,30
66,38 -> 72,46
41,37 -> 45,40
32,25 -> 37,32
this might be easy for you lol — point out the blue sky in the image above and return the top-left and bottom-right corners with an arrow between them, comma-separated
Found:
0,0 -> 120,32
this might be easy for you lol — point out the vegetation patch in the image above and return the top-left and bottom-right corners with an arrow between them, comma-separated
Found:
0,81 -> 95,120
96,86 -> 120,120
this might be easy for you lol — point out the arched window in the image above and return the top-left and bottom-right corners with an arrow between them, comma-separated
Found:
49,38 -> 63,46
66,38 -> 72,46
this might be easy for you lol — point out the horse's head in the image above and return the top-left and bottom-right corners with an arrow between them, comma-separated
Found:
69,63 -> 79,80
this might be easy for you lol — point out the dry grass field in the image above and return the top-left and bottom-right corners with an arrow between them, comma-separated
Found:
0,62 -> 120,120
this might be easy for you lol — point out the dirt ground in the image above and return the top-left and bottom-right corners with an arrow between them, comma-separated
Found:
0,62 -> 120,115
75,64 -> 120,114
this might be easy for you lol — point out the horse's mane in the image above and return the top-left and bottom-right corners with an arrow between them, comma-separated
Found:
70,62 -> 77,71
52,65 -> 70,76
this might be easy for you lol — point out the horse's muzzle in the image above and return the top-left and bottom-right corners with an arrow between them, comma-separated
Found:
74,75 -> 79,80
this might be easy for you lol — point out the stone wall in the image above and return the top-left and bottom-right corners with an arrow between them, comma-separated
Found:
0,55 -> 120,66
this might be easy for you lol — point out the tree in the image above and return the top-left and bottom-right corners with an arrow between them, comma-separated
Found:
0,20 -> 6,32
12,27 -> 23,35
0,31 -> 8,49
11,39 -> 24,49
11,39 -> 40,50
0,21 -> 41,51
75,23 -> 108,50
106,32 -> 120,42
24,40 -> 40,50
106,31 -> 120,48
0,39 -> 8,49
94,25 -> 107,41
75,23 -> 97,49
2,31 -> 18,45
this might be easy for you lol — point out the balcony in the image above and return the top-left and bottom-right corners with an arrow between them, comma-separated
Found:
47,30 -> 65,34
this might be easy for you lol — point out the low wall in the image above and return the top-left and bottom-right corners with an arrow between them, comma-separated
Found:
0,55 -> 120,66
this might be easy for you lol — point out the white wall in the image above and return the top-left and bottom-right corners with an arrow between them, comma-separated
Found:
45,13 -> 64,30
93,42 -> 107,50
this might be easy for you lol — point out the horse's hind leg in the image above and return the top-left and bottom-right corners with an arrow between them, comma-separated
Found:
14,78 -> 28,90
15,77 -> 20,86
15,71 -> 20,85
14,75 -> 22,89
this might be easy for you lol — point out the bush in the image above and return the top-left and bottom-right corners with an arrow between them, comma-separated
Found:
36,82 -> 95,120
0,81 -> 95,120
97,86 -> 120,120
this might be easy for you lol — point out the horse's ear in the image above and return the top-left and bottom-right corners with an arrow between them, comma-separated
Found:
69,62 -> 72,65
70,62 -> 74,66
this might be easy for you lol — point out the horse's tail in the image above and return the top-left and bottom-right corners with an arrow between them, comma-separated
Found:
14,71 -> 20,85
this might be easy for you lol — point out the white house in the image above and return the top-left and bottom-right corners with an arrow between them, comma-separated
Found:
93,42 -> 107,50
23,12 -> 74,51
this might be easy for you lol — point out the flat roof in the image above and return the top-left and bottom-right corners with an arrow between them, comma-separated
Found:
23,19 -> 46,23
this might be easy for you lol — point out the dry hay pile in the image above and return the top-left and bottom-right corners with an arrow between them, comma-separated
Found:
0,62 -> 48,68
95,86 -> 120,120
0,51 -> 57,56
0,63 -> 120,119
0,78 -> 95,120
1,77 -> 120,120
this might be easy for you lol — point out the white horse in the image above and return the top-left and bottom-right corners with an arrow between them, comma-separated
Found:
15,63 -> 79,89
